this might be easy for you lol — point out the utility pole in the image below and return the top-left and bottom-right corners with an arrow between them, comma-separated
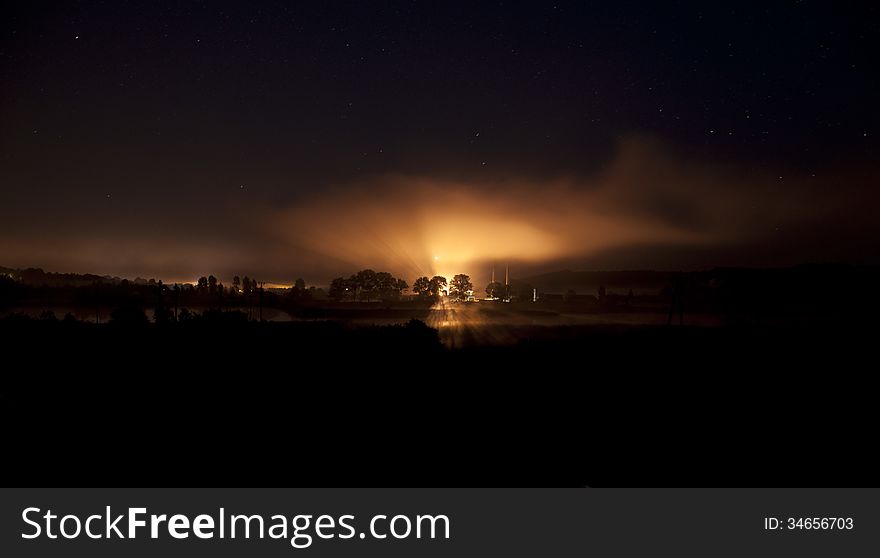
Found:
258,281 -> 265,322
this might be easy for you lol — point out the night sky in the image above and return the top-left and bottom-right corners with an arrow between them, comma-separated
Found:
2,1 -> 878,285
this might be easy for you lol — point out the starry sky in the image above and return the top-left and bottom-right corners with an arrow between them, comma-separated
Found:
1,1 -> 878,284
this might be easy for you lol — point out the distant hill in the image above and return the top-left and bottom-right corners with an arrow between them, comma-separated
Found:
521,264 -> 880,295
520,269 -> 676,294
0,266 -> 158,287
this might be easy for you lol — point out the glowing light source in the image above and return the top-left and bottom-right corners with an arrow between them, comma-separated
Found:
272,160 -> 711,283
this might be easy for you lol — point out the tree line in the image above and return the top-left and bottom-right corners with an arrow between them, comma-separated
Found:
412,274 -> 475,301
329,270 -> 477,302
328,269 -> 409,302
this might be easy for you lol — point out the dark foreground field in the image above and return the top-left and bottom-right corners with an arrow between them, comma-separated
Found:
4,310 -> 875,487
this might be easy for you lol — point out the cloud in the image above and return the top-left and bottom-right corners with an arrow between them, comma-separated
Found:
269,135 -> 876,282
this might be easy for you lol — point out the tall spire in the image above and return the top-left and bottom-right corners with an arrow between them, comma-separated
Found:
492,265 -> 495,284
505,263 -> 509,286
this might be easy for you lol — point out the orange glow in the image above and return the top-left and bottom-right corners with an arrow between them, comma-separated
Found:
271,169 -> 708,283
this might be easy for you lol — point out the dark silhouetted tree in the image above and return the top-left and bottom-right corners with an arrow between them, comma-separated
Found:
329,277 -> 351,301
375,271 -> 396,300
486,281 -> 504,298
430,275 -> 447,298
395,278 -> 409,295
39,310 -> 57,321
295,277 -> 306,291
354,269 -> 378,301
450,274 -> 473,301
413,276 -> 431,297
